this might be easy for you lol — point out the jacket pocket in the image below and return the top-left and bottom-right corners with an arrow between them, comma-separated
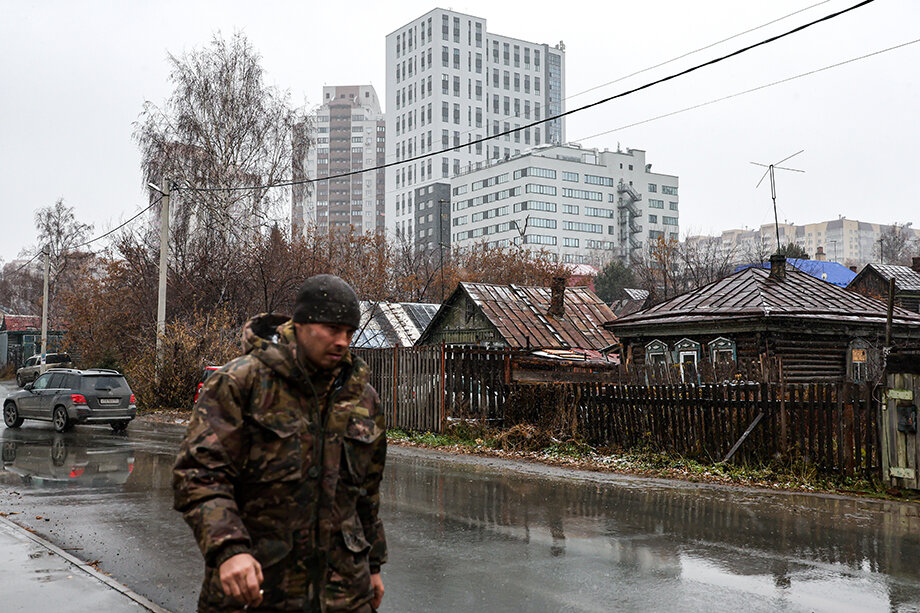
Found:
340,514 -> 371,554
342,414 -> 383,482
245,409 -> 304,483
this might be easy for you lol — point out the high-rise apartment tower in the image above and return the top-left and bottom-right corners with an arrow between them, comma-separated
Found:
385,9 -> 565,248
293,85 -> 386,235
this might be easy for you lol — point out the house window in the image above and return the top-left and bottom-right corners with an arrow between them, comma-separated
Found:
673,338 -> 701,382
645,339 -> 669,365
708,337 -> 736,363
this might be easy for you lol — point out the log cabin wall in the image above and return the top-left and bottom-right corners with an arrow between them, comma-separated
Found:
769,332 -> 848,383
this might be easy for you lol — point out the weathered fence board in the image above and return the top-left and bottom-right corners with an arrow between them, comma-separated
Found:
354,346 -> 881,479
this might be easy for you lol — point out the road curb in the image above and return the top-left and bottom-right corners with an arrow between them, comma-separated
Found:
0,514 -> 172,613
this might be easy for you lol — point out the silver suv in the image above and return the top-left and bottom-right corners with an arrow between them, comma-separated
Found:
4,369 -> 136,433
16,353 -> 73,387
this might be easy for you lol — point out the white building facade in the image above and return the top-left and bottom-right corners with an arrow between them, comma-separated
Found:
385,9 -> 566,244
294,85 -> 386,234
686,218 -> 920,269
449,144 -> 679,264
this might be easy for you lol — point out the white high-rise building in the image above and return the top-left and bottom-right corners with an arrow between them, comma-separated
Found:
385,9 -> 566,247
449,144 -> 679,265
293,85 -> 386,235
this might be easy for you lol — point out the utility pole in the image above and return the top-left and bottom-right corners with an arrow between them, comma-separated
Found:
154,180 -> 171,373
39,244 -> 50,374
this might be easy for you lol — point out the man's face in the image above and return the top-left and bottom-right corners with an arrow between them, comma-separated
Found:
294,322 -> 356,369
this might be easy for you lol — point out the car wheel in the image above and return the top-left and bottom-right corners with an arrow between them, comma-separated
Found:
1,442 -> 15,463
53,406 -> 71,433
51,437 -> 68,466
4,402 -> 23,428
111,421 -> 129,433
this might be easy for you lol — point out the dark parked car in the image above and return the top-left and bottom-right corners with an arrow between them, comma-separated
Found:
16,353 -> 73,387
4,369 -> 136,433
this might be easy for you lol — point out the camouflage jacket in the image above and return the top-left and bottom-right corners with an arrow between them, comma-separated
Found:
173,314 -> 386,611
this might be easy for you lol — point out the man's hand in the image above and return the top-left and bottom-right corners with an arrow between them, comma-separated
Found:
219,553 -> 264,607
371,573 -> 385,609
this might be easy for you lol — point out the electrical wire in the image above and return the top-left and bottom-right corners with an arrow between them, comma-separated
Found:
356,0 -> 836,173
181,0 -> 876,195
6,251 -> 42,276
564,0 -> 833,101
570,36 -> 920,144
4,195 -> 164,275
70,194 -> 164,251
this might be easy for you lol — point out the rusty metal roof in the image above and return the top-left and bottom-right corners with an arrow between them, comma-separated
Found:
608,266 -> 920,331
0,315 -> 41,332
859,264 -> 920,292
460,282 -> 618,350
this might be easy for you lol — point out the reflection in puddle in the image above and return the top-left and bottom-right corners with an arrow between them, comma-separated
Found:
1,428 -> 134,488
382,450 -> 920,612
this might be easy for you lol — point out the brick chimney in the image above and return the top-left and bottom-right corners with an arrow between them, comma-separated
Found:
548,276 -> 566,317
912,256 -> 920,273
769,254 -> 787,281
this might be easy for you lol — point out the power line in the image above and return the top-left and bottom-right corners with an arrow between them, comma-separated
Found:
364,0 -> 836,173
570,36 -> 920,144
5,195 -> 164,275
7,251 -> 42,276
182,0 -> 875,195
71,194 -> 165,251
564,0 -> 833,101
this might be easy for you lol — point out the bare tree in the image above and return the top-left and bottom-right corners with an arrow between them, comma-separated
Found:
135,32 -> 305,240
31,198 -> 94,319
878,222 -> 918,265
133,31 -> 309,316
679,235 -> 738,290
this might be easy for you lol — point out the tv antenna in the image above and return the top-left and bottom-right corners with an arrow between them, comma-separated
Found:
751,150 -> 805,254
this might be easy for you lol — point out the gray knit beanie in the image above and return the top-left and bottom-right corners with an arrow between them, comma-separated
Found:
292,274 -> 361,329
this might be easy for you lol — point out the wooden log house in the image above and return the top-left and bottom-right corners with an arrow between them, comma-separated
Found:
607,256 -> 920,383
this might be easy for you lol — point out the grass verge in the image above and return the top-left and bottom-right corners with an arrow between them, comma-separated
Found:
389,425 -> 919,503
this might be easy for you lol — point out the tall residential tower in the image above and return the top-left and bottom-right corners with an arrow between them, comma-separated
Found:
385,9 -> 565,249
293,85 -> 386,235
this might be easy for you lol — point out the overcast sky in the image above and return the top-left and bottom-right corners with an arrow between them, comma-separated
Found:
2,0 -> 918,263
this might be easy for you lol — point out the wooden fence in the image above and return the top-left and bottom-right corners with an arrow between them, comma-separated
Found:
514,381 -> 879,479
353,346 -> 881,479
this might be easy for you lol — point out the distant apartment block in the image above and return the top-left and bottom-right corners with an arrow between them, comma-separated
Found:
386,8 -> 566,249
293,85 -> 386,235
686,217 -> 920,269
449,144 -> 679,264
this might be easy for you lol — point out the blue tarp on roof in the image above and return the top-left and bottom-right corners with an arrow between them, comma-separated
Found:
734,258 -> 856,288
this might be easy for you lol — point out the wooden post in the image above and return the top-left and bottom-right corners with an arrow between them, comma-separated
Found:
440,341 -> 447,433
392,345 -> 399,430
885,277 -> 896,349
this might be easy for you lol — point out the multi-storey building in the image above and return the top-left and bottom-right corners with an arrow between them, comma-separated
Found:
293,85 -> 386,235
449,144 -> 679,264
385,9 -> 566,250
686,217 -> 920,269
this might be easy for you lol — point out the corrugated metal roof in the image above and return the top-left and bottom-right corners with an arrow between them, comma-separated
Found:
865,264 -> 920,292
354,301 -> 439,348
735,258 -> 857,288
1,315 -> 41,332
609,265 -> 920,330
461,282 -> 618,350
623,288 -> 650,301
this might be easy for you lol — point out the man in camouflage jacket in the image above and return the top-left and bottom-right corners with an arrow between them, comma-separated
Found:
174,275 -> 386,612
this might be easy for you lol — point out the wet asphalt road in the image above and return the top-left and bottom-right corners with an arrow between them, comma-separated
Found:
3,385 -> 920,611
